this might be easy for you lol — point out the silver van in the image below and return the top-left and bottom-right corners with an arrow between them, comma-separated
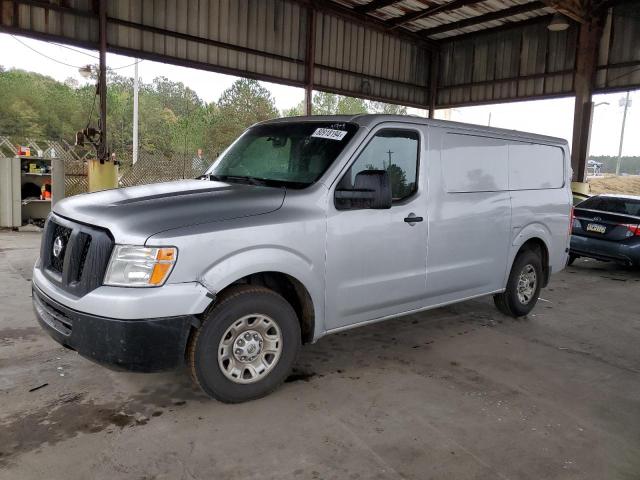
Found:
33,115 -> 572,402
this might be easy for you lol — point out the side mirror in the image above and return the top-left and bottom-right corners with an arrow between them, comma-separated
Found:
335,170 -> 392,210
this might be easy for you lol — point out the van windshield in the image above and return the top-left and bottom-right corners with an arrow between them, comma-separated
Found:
205,122 -> 359,188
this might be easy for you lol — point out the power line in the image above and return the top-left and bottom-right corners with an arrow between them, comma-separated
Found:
112,59 -> 143,70
606,65 -> 640,85
12,35 -> 141,71
51,41 -> 98,59
11,35 -> 84,69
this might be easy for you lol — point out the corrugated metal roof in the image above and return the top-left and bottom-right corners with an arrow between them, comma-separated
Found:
595,2 -> 640,91
333,0 -> 552,38
0,0 -> 638,109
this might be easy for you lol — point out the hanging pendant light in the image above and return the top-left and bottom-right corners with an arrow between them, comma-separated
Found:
547,13 -> 569,31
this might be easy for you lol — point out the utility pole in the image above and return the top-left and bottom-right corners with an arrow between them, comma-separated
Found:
132,59 -> 139,164
97,0 -> 108,162
304,8 -> 315,116
615,91 -> 631,176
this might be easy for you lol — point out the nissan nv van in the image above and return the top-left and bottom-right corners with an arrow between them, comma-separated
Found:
33,115 -> 572,402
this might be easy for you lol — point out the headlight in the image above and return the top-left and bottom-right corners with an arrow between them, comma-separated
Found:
104,245 -> 177,287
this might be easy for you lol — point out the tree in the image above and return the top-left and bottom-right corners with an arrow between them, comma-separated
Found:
284,92 -> 408,117
368,101 -> 407,115
0,69 -> 85,140
386,163 -> 410,198
0,66 -> 410,163
311,92 -> 368,115
282,103 -> 304,117
210,79 -> 279,154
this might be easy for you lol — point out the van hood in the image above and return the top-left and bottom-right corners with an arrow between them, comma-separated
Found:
53,180 -> 286,244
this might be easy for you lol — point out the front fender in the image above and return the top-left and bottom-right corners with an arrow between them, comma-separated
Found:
198,246 -> 325,339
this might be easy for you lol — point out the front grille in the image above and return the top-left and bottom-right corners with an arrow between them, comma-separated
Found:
50,223 -> 72,273
76,233 -> 92,280
41,215 -> 114,297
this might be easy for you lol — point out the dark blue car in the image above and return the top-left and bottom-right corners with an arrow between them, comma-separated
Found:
570,194 -> 640,267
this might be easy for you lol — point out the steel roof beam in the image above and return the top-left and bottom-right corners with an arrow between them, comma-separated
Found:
541,0 -> 587,23
292,0 -> 439,50
354,0 -> 404,14
419,1 -> 548,37
387,0 -> 487,29
434,14 -> 554,43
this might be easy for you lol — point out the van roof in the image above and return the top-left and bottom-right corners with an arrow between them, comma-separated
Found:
259,114 -> 568,146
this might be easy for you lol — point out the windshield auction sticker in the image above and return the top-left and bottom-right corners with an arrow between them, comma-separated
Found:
311,128 -> 348,141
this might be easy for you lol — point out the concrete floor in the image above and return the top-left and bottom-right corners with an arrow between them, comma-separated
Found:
1,230 -> 639,480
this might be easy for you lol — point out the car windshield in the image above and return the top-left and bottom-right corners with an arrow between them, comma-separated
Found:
205,122 -> 359,188
578,196 -> 640,216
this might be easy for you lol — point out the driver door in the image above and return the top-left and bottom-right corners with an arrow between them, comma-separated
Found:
324,126 -> 428,331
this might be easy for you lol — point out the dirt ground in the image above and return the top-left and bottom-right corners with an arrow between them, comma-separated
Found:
1,230 -> 639,480
588,175 -> 640,195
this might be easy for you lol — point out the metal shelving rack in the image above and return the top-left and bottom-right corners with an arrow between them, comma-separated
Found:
0,155 -> 64,228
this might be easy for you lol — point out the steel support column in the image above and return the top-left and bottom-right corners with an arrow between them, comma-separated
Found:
304,8 -> 316,116
429,50 -> 438,118
570,17 -> 602,182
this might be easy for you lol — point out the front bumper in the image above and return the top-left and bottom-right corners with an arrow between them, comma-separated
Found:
32,265 -> 212,319
33,285 -> 195,372
570,235 -> 640,266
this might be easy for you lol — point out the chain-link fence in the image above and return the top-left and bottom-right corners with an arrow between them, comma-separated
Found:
118,151 -> 207,188
1,136 -> 210,197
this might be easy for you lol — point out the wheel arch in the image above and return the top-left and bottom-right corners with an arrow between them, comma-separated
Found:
201,270 -> 317,345
511,236 -> 551,287
198,247 -> 324,343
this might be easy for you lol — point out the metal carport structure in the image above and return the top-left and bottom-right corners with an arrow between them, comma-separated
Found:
1,0 -> 639,180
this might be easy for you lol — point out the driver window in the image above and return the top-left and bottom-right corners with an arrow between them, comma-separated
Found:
339,129 -> 419,202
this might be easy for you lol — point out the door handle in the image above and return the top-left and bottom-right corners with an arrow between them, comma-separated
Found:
404,214 -> 423,224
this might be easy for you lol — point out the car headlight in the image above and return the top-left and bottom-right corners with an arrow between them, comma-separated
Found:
104,245 -> 177,287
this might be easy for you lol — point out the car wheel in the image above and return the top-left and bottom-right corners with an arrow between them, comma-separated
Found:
493,249 -> 543,318
188,285 -> 301,403
567,254 -> 577,266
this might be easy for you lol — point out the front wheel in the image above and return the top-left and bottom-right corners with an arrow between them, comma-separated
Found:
494,249 -> 543,318
188,285 -> 301,403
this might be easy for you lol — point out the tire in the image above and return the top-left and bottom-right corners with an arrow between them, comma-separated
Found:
567,254 -> 577,266
493,249 -> 543,318
188,285 -> 301,403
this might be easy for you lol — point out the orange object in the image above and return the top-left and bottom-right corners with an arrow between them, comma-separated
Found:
17,145 -> 31,156
149,248 -> 177,285
41,180 -> 52,200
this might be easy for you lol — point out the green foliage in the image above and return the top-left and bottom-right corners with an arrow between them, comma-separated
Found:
0,67 -> 408,161
386,163 -> 410,198
282,92 -> 408,117
368,101 -> 408,115
0,69 -> 87,139
0,68 -> 279,160
210,79 -> 279,155
312,92 -> 367,115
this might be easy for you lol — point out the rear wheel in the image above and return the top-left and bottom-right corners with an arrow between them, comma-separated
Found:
567,254 -> 577,266
494,249 -> 543,318
188,285 -> 301,403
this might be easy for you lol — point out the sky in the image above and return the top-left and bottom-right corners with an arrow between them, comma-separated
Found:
1,32 -> 639,156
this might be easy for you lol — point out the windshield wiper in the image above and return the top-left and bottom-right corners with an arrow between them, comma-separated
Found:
208,174 -> 269,186
207,174 -> 227,182
208,174 -> 309,189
